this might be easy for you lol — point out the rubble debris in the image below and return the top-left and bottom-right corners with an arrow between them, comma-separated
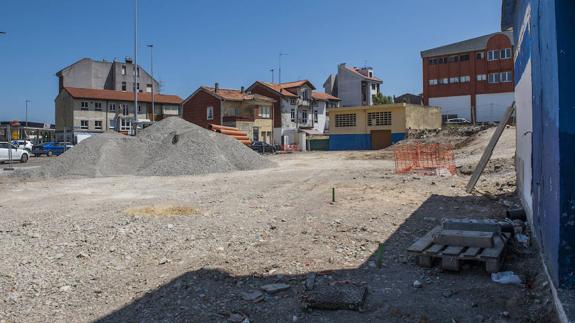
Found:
302,285 -> 367,311
241,290 -> 265,303
19,117 -> 274,178
260,283 -> 291,294
491,271 -> 522,285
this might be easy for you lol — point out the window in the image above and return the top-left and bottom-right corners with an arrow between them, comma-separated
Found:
301,89 -> 310,101
449,77 -> 460,84
460,54 -> 470,61
438,78 -> 449,85
121,82 -> 127,91
501,71 -> 513,82
460,76 -> 471,83
290,108 -> 296,122
477,74 -> 487,81
259,106 -> 271,118
290,98 -> 297,105
120,119 -> 131,131
146,84 -> 152,93
488,73 -> 501,84
501,48 -> 512,59
314,109 -> 318,123
109,119 -> 116,129
137,105 -> 143,113
487,50 -> 500,61
109,104 -> 116,112
121,104 -> 129,116
94,102 -> 102,111
476,52 -> 485,60
335,113 -> 356,127
80,101 -> 89,110
301,110 -> 308,124
136,83 -> 140,91
447,55 -> 459,63
371,84 -> 376,90
429,79 -> 438,86
121,65 -> 126,75
429,58 -> 438,65
367,111 -> 392,126
137,67 -> 140,77
80,120 -> 88,129
94,120 -> 103,130
206,106 -> 214,120
368,71 -> 373,78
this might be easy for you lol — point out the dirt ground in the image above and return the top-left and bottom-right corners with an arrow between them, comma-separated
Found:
0,127 -> 557,322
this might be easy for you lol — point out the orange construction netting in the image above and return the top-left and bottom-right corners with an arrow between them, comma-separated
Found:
394,142 -> 456,176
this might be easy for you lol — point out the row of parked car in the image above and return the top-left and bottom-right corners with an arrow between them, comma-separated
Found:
0,140 -> 74,163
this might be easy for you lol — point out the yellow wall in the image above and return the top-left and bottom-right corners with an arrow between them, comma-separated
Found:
328,104 -> 406,135
405,105 -> 442,130
236,119 -> 273,142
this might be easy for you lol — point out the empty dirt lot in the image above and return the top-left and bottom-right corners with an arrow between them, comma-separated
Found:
0,129 -> 557,322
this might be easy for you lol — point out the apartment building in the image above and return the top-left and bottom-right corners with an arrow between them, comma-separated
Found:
421,32 -> 514,123
247,80 -> 340,147
311,92 -> 341,133
181,85 -> 275,143
56,57 -> 159,94
324,63 -> 382,107
55,87 -> 182,142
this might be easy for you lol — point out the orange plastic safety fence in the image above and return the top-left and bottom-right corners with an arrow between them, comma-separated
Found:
394,142 -> 456,176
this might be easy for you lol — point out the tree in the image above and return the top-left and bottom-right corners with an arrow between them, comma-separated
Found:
372,93 -> 394,105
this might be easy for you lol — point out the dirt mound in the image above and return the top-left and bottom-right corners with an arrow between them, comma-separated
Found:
22,117 -> 274,178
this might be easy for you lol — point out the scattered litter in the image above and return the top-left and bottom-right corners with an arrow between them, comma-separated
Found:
302,285 -> 367,311
491,271 -> 522,285
515,233 -> 529,246
260,283 -> 291,294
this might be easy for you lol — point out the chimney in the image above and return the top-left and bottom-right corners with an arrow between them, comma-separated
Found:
240,86 -> 245,93
214,82 -> 219,93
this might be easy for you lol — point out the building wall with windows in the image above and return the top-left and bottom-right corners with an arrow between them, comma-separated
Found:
422,32 -> 514,122
327,104 -> 441,150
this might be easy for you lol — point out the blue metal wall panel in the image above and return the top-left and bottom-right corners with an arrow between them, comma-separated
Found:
392,133 -> 406,143
329,134 -> 371,151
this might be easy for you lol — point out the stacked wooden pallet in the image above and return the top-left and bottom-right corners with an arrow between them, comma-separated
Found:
407,219 -> 511,272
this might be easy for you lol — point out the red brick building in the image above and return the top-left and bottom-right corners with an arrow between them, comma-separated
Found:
421,32 -> 514,123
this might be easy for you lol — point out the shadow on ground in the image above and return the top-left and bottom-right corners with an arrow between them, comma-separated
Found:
96,194 -> 556,323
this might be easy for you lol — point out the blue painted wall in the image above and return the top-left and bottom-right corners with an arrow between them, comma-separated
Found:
329,133 -> 406,151
507,0 -> 575,288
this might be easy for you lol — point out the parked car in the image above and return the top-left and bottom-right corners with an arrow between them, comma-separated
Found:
446,118 -> 471,125
0,142 -> 29,163
250,141 -> 277,154
11,140 -> 33,152
32,142 -> 73,157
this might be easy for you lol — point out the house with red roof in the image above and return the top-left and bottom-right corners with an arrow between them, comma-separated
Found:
247,80 -> 340,148
323,63 -> 383,107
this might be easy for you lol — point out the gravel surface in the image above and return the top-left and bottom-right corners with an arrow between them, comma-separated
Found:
0,128 -> 556,322
15,117 -> 273,178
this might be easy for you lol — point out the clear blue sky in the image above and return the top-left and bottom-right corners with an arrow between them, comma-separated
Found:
0,0 -> 503,123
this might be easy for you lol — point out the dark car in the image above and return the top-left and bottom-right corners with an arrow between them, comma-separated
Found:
32,142 -> 73,157
250,141 -> 277,154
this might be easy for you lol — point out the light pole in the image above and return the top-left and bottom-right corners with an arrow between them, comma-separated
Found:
278,53 -> 287,83
270,68 -> 274,83
25,100 -> 30,140
133,0 -> 139,135
147,44 -> 155,122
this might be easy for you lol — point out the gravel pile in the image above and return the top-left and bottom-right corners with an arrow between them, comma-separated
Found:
24,117 -> 274,178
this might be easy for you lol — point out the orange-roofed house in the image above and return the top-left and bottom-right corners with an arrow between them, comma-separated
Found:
246,80 -> 340,148
181,84 -> 276,144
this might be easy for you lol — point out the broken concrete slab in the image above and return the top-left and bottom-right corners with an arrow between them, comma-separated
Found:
303,285 -> 367,311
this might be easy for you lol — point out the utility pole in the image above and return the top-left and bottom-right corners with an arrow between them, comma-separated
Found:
147,44 -> 155,122
278,53 -> 287,83
133,0 -> 139,135
25,100 -> 30,139
270,68 -> 274,83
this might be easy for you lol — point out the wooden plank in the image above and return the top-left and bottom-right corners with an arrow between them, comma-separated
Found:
442,219 -> 501,233
466,102 -> 516,193
441,255 -> 461,271
480,235 -> 506,259
442,246 -> 465,256
407,226 -> 441,253
433,230 -> 495,248
462,247 -> 481,258
424,244 -> 445,255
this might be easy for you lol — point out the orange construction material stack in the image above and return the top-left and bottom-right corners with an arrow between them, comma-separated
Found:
209,124 -> 251,145
394,142 -> 456,176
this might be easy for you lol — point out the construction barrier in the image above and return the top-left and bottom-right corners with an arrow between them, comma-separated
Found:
394,142 -> 456,176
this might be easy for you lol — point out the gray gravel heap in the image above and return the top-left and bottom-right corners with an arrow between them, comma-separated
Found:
26,117 -> 274,178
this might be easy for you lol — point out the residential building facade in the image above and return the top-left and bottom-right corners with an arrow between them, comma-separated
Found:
56,57 -> 159,94
324,63 -> 382,107
328,103 -> 441,151
394,93 -> 423,105
311,92 -> 341,134
55,87 -> 181,142
421,32 -> 515,123
181,85 -> 275,144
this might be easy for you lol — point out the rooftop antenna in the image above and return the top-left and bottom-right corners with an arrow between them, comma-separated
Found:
279,52 -> 287,83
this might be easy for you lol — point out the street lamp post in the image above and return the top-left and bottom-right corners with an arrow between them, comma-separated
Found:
147,44 -> 155,122
278,53 -> 287,84
133,0 -> 139,135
